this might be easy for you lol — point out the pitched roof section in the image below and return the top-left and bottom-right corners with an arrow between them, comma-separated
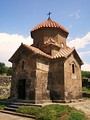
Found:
31,18 -> 69,34
23,44 -> 73,59
9,43 -> 79,63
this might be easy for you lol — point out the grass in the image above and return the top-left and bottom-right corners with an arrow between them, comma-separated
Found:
17,104 -> 87,120
82,87 -> 90,94
0,103 -> 6,110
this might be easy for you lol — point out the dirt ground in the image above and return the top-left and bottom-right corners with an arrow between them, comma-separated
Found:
67,100 -> 90,118
0,112 -> 34,120
0,100 -> 90,120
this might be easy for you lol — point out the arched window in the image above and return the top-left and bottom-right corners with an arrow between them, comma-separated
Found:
72,63 -> 75,74
22,61 -> 25,69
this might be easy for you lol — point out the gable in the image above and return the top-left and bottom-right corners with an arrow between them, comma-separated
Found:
9,43 -> 30,63
66,48 -> 83,66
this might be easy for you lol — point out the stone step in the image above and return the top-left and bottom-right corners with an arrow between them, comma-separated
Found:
0,110 -> 36,119
3,101 -> 42,114
4,107 -> 17,112
7,104 -> 19,109
12,102 -> 42,107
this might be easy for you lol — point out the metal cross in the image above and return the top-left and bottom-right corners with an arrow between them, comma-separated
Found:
47,12 -> 52,19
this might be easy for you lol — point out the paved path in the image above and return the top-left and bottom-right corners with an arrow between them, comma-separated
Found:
42,99 -> 90,118
67,100 -> 90,118
0,112 -> 34,120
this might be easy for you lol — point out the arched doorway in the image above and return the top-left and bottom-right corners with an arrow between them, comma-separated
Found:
18,79 -> 26,99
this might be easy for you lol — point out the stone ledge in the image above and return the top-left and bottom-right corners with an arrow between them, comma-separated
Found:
0,110 -> 36,119
53,99 -> 84,103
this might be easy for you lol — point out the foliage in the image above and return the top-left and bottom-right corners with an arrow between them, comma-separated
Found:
6,67 -> 12,76
0,62 -> 6,74
69,111 -> 86,120
82,71 -> 90,79
0,103 -> 6,110
82,87 -> 90,94
17,106 -> 40,115
17,104 -> 86,120
0,62 -> 12,75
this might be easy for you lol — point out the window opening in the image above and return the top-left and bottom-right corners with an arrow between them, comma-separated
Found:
72,64 -> 75,74
22,61 -> 25,69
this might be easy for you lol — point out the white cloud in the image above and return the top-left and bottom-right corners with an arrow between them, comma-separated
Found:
68,32 -> 90,49
79,51 -> 90,57
69,9 -> 80,19
0,33 -> 33,66
81,63 -> 90,71
68,32 -> 90,71
0,32 -> 90,71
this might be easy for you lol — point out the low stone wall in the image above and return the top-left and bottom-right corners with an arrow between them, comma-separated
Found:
0,75 -> 11,98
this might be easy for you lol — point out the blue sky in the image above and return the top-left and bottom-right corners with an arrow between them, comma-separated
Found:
0,0 -> 90,71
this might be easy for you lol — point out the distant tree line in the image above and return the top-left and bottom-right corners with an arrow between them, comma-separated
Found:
0,62 -> 12,76
81,70 -> 90,79
0,61 -> 90,78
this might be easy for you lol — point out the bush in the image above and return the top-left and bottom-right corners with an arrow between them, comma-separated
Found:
17,104 -> 87,120
69,111 -> 86,120
0,103 -> 6,110
17,106 -> 40,116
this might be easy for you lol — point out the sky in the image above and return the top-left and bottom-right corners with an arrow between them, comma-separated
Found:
0,0 -> 90,71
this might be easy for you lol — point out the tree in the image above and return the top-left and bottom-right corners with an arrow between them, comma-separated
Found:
7,67 -> 12,76
0,62 -> 12,75
81,70 -> 90,79
0,62 -> 6,74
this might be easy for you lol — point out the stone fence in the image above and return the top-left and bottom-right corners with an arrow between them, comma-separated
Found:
0,75 -> 11,98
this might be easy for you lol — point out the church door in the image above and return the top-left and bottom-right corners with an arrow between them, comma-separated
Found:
18,79 -> 26,99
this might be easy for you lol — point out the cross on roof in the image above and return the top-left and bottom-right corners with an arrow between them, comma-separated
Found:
47,12 -> 52,19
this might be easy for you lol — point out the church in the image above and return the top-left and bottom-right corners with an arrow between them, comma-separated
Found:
9,15 -> 83,103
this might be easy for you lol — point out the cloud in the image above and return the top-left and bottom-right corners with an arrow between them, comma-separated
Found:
79,51 -> 90,57
68,32 -> 90,49
0,32 -> 90,71
68,32 -> 90,71
81,63 -> 90,71
0,33 -> 33,66
69,9 -> 80,19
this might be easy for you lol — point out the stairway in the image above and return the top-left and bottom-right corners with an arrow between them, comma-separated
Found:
0,100 -> 42,119
2,100 -> 42,113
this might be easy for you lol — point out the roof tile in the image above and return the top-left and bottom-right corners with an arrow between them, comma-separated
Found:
31,18 -> 69,34
23,44 -> 73,59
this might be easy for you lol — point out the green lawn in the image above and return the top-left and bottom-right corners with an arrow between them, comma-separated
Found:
82,87 -> 90,94
17,104 -> 87,120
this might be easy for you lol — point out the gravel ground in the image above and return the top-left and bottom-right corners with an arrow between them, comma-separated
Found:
0,100 -> 90,120
0,112 -> 34,120
67,100 -> 90,118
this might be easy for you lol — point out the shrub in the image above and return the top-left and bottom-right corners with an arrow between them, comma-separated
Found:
69,111 -> 86,120
17,106 -> 40,116
17,104 -> 87,120
0,103 -> 6,110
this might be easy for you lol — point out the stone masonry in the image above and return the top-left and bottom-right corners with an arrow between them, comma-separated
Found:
9,17 -> 83,103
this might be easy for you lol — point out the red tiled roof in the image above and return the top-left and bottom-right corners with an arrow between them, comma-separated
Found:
31,18 -> 69,34
9,43 -> 83,65
23,44 -> 51,58
23,44 -> 73,59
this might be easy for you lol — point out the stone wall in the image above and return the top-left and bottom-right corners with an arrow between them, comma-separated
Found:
50,59 -> 64,100
35,57 -> 50,103
10,52 -> 36,100
0,75 -> 11,98
64,54 -> 82,100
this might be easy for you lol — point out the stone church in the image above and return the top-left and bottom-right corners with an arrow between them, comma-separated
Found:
9,16 -> 83,103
